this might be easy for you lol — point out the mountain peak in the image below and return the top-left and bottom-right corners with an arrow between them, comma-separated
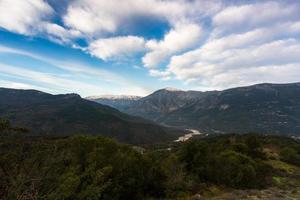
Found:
86,95 -> 141,100
163,87 -> 182,92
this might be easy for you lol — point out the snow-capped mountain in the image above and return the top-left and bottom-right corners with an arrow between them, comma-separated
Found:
88,83 -> 300,136
86,95 -> 141,110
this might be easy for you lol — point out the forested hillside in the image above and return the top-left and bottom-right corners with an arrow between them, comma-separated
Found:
104,83 -> 300,136
1,123 -> 300,199
0,88 -> 179,144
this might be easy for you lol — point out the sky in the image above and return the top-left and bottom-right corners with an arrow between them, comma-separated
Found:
0,0 -> 300,97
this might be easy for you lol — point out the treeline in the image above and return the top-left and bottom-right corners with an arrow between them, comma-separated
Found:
1,131 -> 300,199
0,136 -> 166,199
0,118 -> 29,134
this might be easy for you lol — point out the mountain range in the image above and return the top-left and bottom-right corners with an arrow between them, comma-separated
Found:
86,95 -> 141,110
0,88 -> 180,144
88,83 -> 300,136
1,82 -> 299,144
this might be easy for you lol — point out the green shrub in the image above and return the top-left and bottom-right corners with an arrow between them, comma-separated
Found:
0,136 -> 167,200
280,147 -> 300,166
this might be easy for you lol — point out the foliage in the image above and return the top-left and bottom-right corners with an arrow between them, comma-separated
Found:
178,135 -> 270,189
0,136 -> 166,200
280,147 -> 300,166
0,118 -> 11,131
0,118 -> 29,134
1,132 -> 300,199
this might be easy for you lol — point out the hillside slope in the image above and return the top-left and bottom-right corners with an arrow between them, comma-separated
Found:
162,83 -> 300,135
0,88 -> 179,144
86,95 -> 141,110
125,88 -> 212,121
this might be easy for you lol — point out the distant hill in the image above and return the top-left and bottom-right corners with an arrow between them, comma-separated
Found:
92,83 -> 300,136
86,95 -> 141,110
0,88 -> 180,144
162,83 -> 300,135
125,88 -> 214,122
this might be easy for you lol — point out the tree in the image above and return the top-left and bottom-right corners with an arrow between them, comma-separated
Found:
280,147 -> 300,166
245,134 -> 265,158
211,150 -> 258,188
0,118 -> 11,132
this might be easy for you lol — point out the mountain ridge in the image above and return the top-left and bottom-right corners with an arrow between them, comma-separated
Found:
0,88 -> 181,144
88,82 -> 300,136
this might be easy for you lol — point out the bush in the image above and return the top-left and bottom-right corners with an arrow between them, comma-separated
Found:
179,141 -> 210,181
0,136 -> 167,200
280,147 -> 300,166
179,137 -> 269,189
0,118 -> 11,132
244,134 -> 265,159
1,133 -> 297,199
210,150 -> 259,188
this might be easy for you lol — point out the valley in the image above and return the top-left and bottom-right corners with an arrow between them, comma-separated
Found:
88,82 -> 300,136
1,84 -> 300,200
175,129 -> 204,142
1,0 -> 300,199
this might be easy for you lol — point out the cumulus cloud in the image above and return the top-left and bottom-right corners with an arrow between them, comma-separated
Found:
0,0 -> 80,44
149,69 -> 171,80
202,64 -> 300,90
142,23 -> 203,68
60,0 -> 204,61
1,0 -> 300,90
0,0 -> 53,35
166,37 -> 300,89
63,0 -> 190,36
212,1 -> 300,37
88,36 -> 146,60
40,23 -> 82,44
143,1 -> 300,88
0,0 -> 213,63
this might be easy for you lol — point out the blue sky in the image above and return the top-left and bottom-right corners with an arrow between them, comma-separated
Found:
0,0 -> 300,97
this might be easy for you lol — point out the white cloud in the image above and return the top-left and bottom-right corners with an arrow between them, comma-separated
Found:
0,0 -> 53,35
40,23 -> 82,44
149,69 -> 171,80
0,62 -> 150,96
0,79 -> 51,92
0,45 -> 125,84
166,38 -> 300,88
143,23 -> 203,68
0,0 -> 81,44
206,64 -> 300,90
0,0 -> 215,62
147,1 -> 300,90
63,0 -> 191,36
62,0 -> 206,61
0,63 -> 103,95
0,45 -> 150,96
212,1 -> 300,37
1,0 -> 300,91
88,36 -> 146,60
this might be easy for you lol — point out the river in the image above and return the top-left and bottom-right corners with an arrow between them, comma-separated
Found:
175,129 -> 203,142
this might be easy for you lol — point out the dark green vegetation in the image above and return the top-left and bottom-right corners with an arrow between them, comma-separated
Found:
162,83 -> 300,135
2,127 -> 300,199
1,136 -> 167,200
98,83 -> 300,136
0,88 -> 180,144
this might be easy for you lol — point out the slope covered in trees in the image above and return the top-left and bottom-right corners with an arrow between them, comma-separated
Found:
96,83 -> 300,136
0,88 -> 180,144
1,130 -> 300,199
